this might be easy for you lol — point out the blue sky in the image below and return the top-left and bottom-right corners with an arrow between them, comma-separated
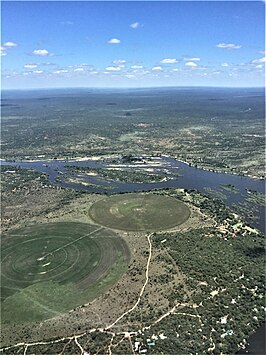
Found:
1,1 -> 265,89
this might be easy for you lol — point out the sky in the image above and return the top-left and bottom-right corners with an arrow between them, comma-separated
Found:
1,1 -> 265,89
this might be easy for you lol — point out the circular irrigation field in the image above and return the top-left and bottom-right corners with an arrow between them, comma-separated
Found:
89,193 -> 191,231
1,222 -> 130,324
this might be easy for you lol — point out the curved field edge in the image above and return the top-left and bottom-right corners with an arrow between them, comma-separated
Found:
88,193 -> 191,231
1,222 -> 130,324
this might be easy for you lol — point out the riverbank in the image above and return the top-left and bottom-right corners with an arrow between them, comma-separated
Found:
1,155 -> 265,233
237,322 -> 265,355
1,154 -> 265,181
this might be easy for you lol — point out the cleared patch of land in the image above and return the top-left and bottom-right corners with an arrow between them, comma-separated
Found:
1,222 -> 130,324
89,193 -> 190,231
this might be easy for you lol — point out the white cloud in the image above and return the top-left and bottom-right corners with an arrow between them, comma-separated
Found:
105,66 -> 121,71
33,70 -> 43,74
1,43 -> 18,56
1,47 -> 7,56
256,64 -> 264,69
216,43 -> 241,49
130,22 -> 142,29
221,63 -> 229,67
54,69 -> 68,74
32,49 -> 50,56
258,50 -> 266,55
108,38 -> 121,44
113,59 -> 126,65
24,63 -> 38,69
3,41 -> 17,47
184,57 -> 200,61
42,62 -> 56,66
73,63 -> 92,70
160,58 -> 178,64
252,56 -> 266,63
131,65 -> 143,69
131,69 -> 149,75
185,61 -> 198,67
172,68 -> 179,72
152,66 -> 162,71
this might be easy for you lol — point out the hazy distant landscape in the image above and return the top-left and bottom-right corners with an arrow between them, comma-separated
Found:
1,88 -> 265,178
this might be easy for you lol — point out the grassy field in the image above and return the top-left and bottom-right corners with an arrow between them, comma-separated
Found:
1,222 -> 130,324
89,193 -> 190,231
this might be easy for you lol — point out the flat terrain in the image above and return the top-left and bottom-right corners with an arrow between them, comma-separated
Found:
89,193 -> 191,231
1,88 -> 265,178
1,222 -> 130,324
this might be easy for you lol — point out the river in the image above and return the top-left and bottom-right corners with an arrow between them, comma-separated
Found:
1,155 -> 265,233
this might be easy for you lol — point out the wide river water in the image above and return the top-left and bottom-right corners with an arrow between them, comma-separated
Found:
2,155 -> 265,233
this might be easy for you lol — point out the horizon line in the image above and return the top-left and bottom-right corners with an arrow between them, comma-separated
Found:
2,85 -> 265,92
